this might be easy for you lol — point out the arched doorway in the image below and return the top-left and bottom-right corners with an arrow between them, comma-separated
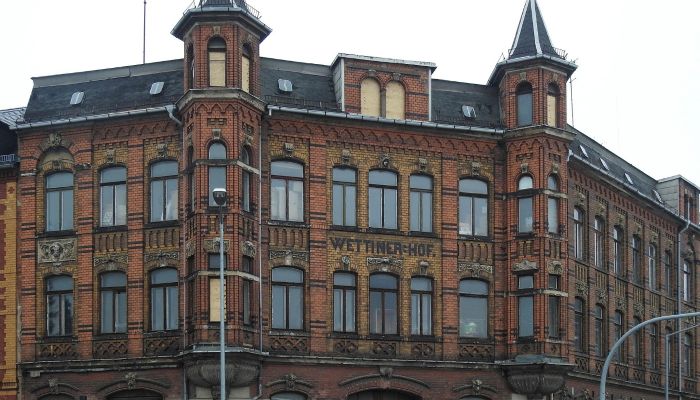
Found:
107,389 -> 163,400
348,390 -> 421,400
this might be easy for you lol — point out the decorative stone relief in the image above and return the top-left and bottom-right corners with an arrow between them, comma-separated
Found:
94,253 -> 127,270
513,259 -> 537,272
105,149 -> 115,164
633,302 -> 645,316
575,281 -> 589,296
615,297 -> 627,310
144,250 -> 179,267
156,143 -> 168,158
379,154 -> 391,168
617,213 -> 625,225
457,262 -> 493,277
40,132 -> 72,152
125,372 -> 137,389
547,260 -> 563,275
596,288 -> 608,303
417,158 -> 428,172
340,255 -> 351,269
204,238 -> 231,253
520,162 -> 529,174
597,202 -> 606,216
269,249 -> 308,264
212,128 -> 221,139
576,192 -> 585,206
283,142 -> 295,155
551,162 -> 559,175
38,238 -> 77,264
341,149 -> 351,164
185,240 -> 196,258
240,241 -> 256,257
367,256 -> 402,267
453,378 -> 498,395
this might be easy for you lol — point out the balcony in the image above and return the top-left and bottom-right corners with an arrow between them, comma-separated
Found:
184,0 -> 262,20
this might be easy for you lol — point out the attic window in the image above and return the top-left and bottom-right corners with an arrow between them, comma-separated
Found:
624,172 -> 634,185
579,145 -> 588,158
462,105 -> 476,119
150,81 -> 165,95
653,190 -> 663,203
278,79 -> 293,93
70,91 -> 84,106
600,158 -> 609,171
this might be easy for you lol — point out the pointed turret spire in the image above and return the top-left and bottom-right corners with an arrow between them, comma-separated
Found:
509,0 -> 562,60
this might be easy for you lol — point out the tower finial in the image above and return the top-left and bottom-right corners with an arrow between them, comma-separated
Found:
509,0 -> 563,59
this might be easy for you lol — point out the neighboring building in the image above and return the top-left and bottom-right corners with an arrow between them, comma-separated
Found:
0,107 -> 21,399
11,0 -> 699,399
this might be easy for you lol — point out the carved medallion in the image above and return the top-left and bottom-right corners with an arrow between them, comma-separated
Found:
38,238 -> 77,264
547,260 -> 563,275
240,241 -> 256,257
513,259 -> 538,272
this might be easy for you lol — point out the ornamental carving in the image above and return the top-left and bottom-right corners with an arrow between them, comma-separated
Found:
125,372 -> 137,389
513,259 -> 538,272
264,373 -> 314,391
502,362 -> 572,397
615,297 -> 627,310
341,149 -> 351,164
38,238 -> 77,264
575,281 -> 589,296
144,250 -> 179,267
41,132 -> 72,151
379,154 -> 391,168
185,240 -> 195,258
457,262 -> 493,277
367,257 -> 403,267
269,249 -> 307,262
186,359 -> 259,397
633,302 -> 644,316
596,288 -> 608,303
453,378 -> 497,395
94,253 -> 127,269
205,238 -> 231,253
471,161 -> 481,176
240,241 -> 256,257
547,260 -> 563,275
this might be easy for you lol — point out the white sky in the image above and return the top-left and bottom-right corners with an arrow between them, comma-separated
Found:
1,0 -> 698,185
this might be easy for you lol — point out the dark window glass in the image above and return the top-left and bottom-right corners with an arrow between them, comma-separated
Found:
208,143 -> 227,206
46,172 -> 74,231
548,295 -> 560,338
613,311 -> 624,361
271,267 -> 303,330
573,207 -> 584,259
150,268 -> 178,331
242,279 -> 252,325
650,323 -> 658,369
683,261 -> 691,302
100,272 -> 127,334
271,393 -> 306,400
518,275 -> 534,337
333,272 -> 356,333
665,251 -> 673,295
594,217 -> 605,268
594,305 -> 606,357
332,168 -> 357,226
648,243 -> 657,289
410,277 -> 432,336
241,147 -> 252,212
369,273 -> 398,335
208,253 -> 227,322
574,298 -> 585,352
547,175 -> 558,190
368,170 -> 398,229
46,276 -> 73,336
667,327 -> 676,368
271,161 -> 304,222
409,175 -> 433,232
516,82 -> 533,126
459,279 -> 488,338
187,147 -> 195,210
632,235 -> 642,284
458,179 -> 488,236
631,317 -> 642,365
613,227 -> 623,276
100,167 -> 127,226
150,161 -> 178,222
517,176 -> 533,233
683,333 -> 693,376
241,255 -> 253,274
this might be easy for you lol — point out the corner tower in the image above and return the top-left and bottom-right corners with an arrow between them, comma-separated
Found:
172,2 -> 270,398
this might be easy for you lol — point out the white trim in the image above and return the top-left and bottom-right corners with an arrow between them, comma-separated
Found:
531,0 -> 542,55
428,69 -> 432,121
340,58 -> 345,112
511,0 -> 529,52
332,53 -> 436,70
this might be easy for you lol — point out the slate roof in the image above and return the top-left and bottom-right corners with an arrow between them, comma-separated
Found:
23,60 -> 182,124
509,0 -> 561,60
260,57 -> 339,111
0,107 -> 25,129
431,80 -> 501,128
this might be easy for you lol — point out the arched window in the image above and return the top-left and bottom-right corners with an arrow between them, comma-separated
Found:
271,393 -> 306,400
369,273 -> 398,335
150,268 -> 178,331
594,217 -> 605,268
573,207 -> 584,259
100,271 -> 126,334
517,175 -> 533,233
613,227 -> 624,276
241,147 -> 252,212
546,83 -> 560,127
150,161 -> 178,222
385,81 -> 405,119
208,142 -> 227,206
516,82 -> 533,127
594,304 -> 606,357
547,175 -> 559,234
574,297 -> 585,352
208,37 -> 226,87
648,243 -> 657,289
332,167 -> 356,226
46,275 -> 73,336
270,161 -> 304,222
613,311 -> 624,361
632,235 -> 642,284
360,78 -> 381,117
409,175 -> 432,233
241,44 -> 251,93
683,260 -> 691,302
459,279 -> 488,338
458,179 -> 488,236
46,172 -> 74,231
631,317 -> 642,365
368,170 -> 398,229
333,272 -> 356,333
100,167 -> 127,227
271,267 -> 304,330
410,277 -> 432,336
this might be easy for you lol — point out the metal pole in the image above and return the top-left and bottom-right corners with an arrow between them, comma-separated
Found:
599,312 -> 700,400
142,0 -> 147,64
665,323 -> 700,400
219,205 -> 226,400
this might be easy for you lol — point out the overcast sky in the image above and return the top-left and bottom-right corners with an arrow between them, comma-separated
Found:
1,0 -> 698,185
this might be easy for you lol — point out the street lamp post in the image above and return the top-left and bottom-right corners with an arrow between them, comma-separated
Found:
665,323 -> 699,400
212,188 -> 227,400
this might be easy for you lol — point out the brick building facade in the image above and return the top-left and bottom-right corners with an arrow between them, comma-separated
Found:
2,0 -> 698,399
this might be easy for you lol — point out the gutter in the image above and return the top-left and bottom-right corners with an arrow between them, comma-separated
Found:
15,106 -> 174,129
266,105 -> 504,135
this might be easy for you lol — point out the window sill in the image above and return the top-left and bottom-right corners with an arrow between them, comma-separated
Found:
408,231 -> 437,238
515,232 -> 535,239
408,335 -> 438,342
40,335 -> 76,343
330,225 -> 359,232
38,230 -> 76,238
144,220 -> 179,229
94,225 -> 128,234
328,332 -> 359,339
516,336 -> 536,343
269,329 -> 309,336
366,227 -> 401,236
457,235 -> 492,242
206,205 -> 229,213
367,334 -> 401,341
458,337 -> 492,344
94,333 -> 128,339
266,220 -> 308,228
144,330 -> 181,338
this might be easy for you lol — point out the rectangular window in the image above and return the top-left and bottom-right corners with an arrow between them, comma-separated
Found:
208,166 -> 226,206
518,197 -> 533,233
242,279 -> 251,325
332,168 -> 356,226
150,161 -> 178,222
410,278 -> 432,336
368,171 -> 398,230
548,197 -> 558,234
46,172 -> 74,231
209,51 -> 225,87
632,236 -> 642,284
517,92 -> 533,126
242,170 -> 251,212
683,261 -> 691,302
594,218 -> 604,268
518,275 -> 534,338
208,254 -> 227,322
333,273 -> 356,333
241,54 -> 251,93
100,167 -> 127,226
409,175 -> 433,233
548,296 -> 560,338
574,298 -> 585,352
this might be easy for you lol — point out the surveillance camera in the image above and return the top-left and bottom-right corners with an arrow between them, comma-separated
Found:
212,188 -> 227,206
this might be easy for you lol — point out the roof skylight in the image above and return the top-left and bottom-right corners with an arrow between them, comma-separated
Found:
70,91 -> 84,106
653,190 -> 663,203
150,81 -> 165,95
624,172 -> 634,185
579,145 -> 588,158
600,158 -> 609,171
278,79 -> 293,93
462,105 -> 476,119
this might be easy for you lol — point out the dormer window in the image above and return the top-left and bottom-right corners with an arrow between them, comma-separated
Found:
516,82 -> 533,127
208,37 -> 226,87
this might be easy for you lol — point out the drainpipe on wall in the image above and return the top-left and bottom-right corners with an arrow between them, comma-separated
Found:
677,201 -> 691,399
